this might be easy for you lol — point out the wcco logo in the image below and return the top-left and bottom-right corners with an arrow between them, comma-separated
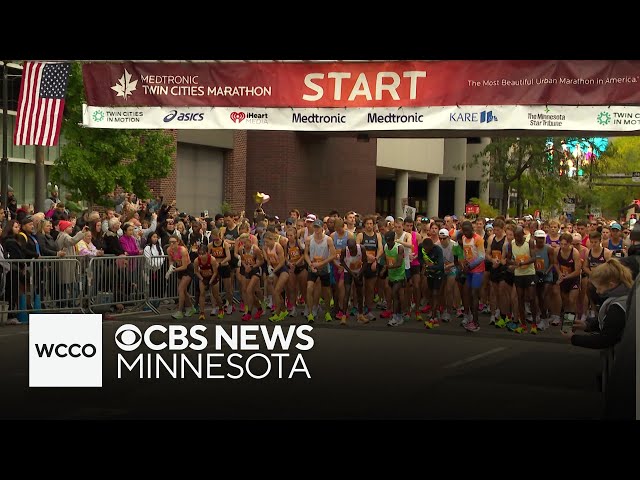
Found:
29,314 -> 103,387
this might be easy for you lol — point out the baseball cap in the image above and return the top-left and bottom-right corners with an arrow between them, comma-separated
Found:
523,214 -> 533,220
384,215 -> 395,223
312,219 -> 323,228
610,222 -> 622,230
305,214 -> 316,222
285,217 -> 296,225
20,215 -> 34,226
438,228 -> 450,237
534,229 -> 547,238
485,224 -> 494,231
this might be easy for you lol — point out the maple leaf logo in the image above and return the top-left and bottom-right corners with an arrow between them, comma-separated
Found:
111,69 -> 138,100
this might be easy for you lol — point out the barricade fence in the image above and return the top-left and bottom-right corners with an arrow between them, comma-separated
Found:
0,254 -> 250,322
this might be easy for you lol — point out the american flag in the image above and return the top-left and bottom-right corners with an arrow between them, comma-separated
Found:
13,61 -> 71,147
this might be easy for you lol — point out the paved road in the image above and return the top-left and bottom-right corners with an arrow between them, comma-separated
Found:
0,310 -> 604,419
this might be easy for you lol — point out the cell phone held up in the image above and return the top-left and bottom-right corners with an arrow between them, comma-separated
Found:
561,313 -> 575,334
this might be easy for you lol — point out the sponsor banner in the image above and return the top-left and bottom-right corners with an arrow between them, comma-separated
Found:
83,61 -> 640,108
83,104 -> 640,132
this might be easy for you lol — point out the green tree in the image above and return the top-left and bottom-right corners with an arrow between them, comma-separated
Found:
467,137 -> 550,216
51,62 -> 175,207
588,137 -> 640,217
468,197 -> 498,218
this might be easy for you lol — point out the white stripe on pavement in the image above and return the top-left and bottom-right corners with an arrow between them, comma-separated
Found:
443,347 -> 507,369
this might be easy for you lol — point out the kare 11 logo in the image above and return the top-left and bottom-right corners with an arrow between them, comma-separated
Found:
29,314 -> 102,387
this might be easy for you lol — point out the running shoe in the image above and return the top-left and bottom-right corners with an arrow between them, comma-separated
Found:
464,320 -> 480,332
530,324 -> 538,335
198,313 -> 205,321
241,313 -> 251,321
373,294 -> 381,304
278,310 -> 289,322
513,324 -> 527,334
380,310 -> 393,319
340,315 -> 347,326
307,313 -> 315,323
211,307 -> 219,316
482,305 -> 491,314
171,311 -> 184,320
325,312 -> 333,322
217,310 -> 224,320
350,306 -> 358,316
289,306 -> 298,317
430,318 -> 441,328
335,311 -> 346,321
225,303 -> 233,315
506,321 -> 519,331
456,307 -> 465,318
395,315 -> 405,326
441,312 -> 451,323
550,316 -> 561,326
536,318 -> 549,331
460,315 -> 470,326
269,313 -> 281,322
184,306 -> 197,317
366,312 -> 376,322
357,314 -> 369,324
495,317 -> 508,328
415,312 -> 423,322
253,308 -> 264,320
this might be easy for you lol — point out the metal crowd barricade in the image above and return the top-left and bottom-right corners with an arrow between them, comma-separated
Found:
85,254 -> 149,315
143,254 -> 178,314
0,257 -> 85,321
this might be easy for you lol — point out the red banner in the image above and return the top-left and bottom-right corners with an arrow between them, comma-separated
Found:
83,60 -> 640,108
465,204 -> 480,215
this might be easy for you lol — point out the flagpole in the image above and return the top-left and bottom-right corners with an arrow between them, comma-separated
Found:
2,60 -> 8,215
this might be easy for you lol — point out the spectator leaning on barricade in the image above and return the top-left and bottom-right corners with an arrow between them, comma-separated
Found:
87,220 -> 105,252
119,223 -> 143,257
56,220 -> 88,309
17,216 -> 40,260
1,220 -> 24,324
36,220 -> 63,258
103,217 -> 125,256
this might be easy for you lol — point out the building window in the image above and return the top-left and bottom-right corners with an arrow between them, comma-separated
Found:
466,137 -> 482,144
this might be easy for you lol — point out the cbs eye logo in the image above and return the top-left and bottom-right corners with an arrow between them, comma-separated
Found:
115,324 -> 142,351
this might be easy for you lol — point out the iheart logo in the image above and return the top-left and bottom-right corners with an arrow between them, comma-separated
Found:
230,112 -> 246,123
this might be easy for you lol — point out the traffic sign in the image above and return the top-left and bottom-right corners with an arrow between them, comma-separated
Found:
633,172 -> 640,182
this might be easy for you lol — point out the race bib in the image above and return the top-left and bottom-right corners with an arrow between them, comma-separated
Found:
535,258 -> 545,271
349,259 -> 362,271
211,246 -> 224,258
366,250 -> 376,263
289,247 -> 301,262
515,254 -> 529,268
463,246 -> 474,261
243,254 -> 255,267
560,265 -> 572,276
385,254 -> 397,267
491,250 -> 502,260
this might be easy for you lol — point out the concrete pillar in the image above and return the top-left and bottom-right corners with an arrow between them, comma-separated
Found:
480,179 -> 490,205
427,174 -> 439,218
444,138 -> 467,217
395,170 -> 409,219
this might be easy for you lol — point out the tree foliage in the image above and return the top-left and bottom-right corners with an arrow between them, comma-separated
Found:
51,62 -> 175,206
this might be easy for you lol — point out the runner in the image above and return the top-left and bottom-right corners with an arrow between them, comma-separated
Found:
167,237 -> 196,319
193,245 -> 222,321
437,228 -> 457,323
331,218 -> 351,321
573,232 -> 590,323
453,231 -> 468,322
404,217 -> 422,320
532,229 -> 556,331
495,224 -> 518,328
304,219 -> 337,323
392,218 -> 412,319
506,226 -> 538,334
237,232 -> 265,321
207,228 -> 232,316
357,215 -> 384,322
339,237 -> 367,325
575,220 -> 590,249
486,219 -> 507,325
555,232 -> 583,326
607,223 -> 626,259
263,231 -> 290,322
460,220 -> 485,332
382,230 -> 406,327
584,230 -> 612,319
344,211 -> 357,237
419,237 -> 445,329
285,226 -> 307,317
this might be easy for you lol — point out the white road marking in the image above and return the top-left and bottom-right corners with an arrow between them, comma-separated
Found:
443,347 -> 507,369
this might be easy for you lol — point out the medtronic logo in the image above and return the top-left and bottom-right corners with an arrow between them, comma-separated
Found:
367,113 -> 424,123
450,110 -> 498,123
163,110 -> 204,122
29,314 -> 103,387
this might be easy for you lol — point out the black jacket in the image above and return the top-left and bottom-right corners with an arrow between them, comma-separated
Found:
570,304 -> 627,349
103,230 -> 125,255
17,232 -> 40,259
2,236 -> 24,260
37,233 -> 59,257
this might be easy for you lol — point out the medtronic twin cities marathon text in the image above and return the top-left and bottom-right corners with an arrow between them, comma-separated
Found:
115,324 -> 313,380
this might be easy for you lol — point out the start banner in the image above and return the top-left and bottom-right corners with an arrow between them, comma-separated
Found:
82,104 -> 640,132
83,60 -> 640,109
